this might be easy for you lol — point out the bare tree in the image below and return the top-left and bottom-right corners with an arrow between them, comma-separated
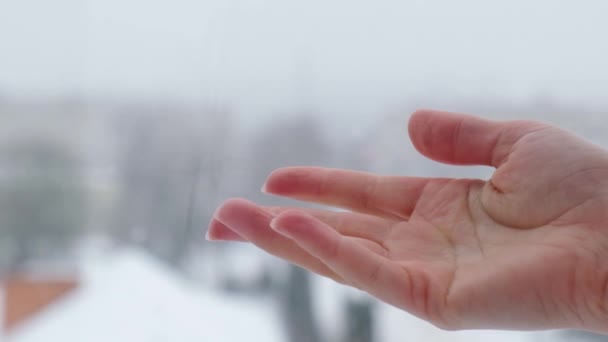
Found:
341,298 -> 374,342
113,104 -> 233,267
248,112 -> 331,342
0,137 -> 87,273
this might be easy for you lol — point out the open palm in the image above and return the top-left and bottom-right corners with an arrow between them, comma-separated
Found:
207,110 -> 608,333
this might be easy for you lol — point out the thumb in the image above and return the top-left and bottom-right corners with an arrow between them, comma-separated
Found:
408,109 -> 542,167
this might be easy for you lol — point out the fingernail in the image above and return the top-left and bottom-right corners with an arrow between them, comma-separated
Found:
212,206 -> 222,220
269,217 -> 279,230
205,228 -> 214,241
271,218 -> 296,241
269,217 -> 287,234
261,183 -> 268,193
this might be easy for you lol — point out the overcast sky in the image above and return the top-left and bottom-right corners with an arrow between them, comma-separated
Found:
1,0 -> 607,129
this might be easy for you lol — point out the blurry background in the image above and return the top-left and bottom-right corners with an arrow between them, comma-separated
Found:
1,0 -> 607,341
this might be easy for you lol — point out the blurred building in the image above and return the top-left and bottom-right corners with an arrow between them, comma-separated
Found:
3,248 -> 282,342
1,273 -> 78,336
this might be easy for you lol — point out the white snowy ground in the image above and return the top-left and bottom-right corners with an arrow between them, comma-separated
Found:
7,248 -> 283,342
5,244 -> 567,342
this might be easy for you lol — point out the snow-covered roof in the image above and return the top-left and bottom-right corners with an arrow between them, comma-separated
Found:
7,248 -> 282,342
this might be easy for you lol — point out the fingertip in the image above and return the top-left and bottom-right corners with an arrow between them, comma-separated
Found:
271,210 -> 333,241
409,109 -> 439,126
263,167 -> 315,195
214,198 -> 256,222
212,198 -> 266,240
261,169 -> 282,195
205,221 -> 215,240
269,209 -> 312,236
274,208 -> 309,219
206,219 -> 247,242
205,219 -> 221,241
409,109 -> 435,125
270,210 -> 341,262
408,109 -> 435,155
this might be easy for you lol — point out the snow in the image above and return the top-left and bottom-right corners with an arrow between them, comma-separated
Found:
2,245 -> 569,342
7,248 -> 282,342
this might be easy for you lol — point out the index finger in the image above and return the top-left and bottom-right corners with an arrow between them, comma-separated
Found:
263,167 -> 431,220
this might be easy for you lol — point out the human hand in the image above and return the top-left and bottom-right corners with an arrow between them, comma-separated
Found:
207,110 -> 608,333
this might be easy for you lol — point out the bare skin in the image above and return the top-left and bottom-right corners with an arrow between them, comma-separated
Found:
207,110 -> 608,333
